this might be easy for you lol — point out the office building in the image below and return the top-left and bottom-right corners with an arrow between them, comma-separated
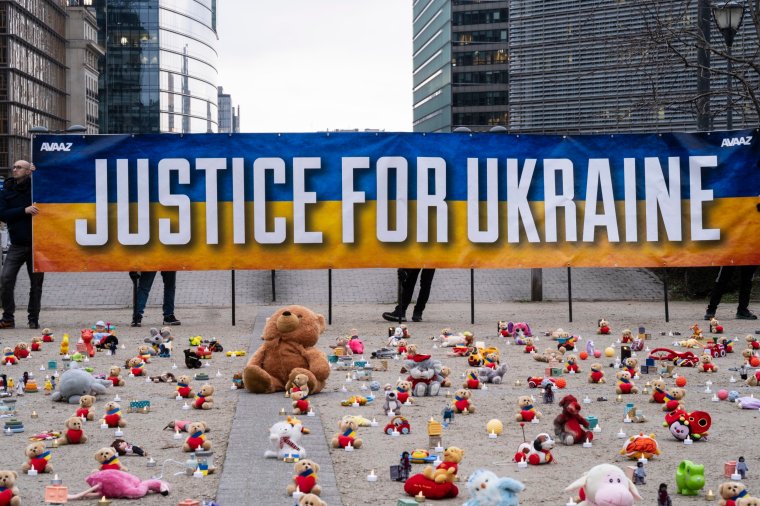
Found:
412,0 -> 509,132
94,0 -> 219,134
0,0 -> 68,171
66,1 -> 105,134
218,86 -> 240,133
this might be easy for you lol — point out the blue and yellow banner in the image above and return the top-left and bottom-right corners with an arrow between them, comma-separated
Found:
31,130 -> 760,272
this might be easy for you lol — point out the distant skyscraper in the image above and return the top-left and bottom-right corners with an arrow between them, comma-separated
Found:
0,0 -> 68,170
94,0 -> 219,134
218,86 -> 240,133
412,0 -> 509,132
66,1 -> 105,134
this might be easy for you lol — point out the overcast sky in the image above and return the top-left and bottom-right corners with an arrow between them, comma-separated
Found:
216,1 -> 413,133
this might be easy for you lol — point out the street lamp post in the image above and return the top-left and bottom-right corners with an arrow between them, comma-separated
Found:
712,0 -> 745,130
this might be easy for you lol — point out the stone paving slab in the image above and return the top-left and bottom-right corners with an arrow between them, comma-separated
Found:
216,306 -> 343,506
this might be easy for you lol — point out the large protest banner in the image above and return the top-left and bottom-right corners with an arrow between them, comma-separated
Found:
31,130 -> 760,272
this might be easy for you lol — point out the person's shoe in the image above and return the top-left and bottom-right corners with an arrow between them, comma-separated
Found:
412,311 -> 423,322
704,308 -> 716,320
163,314 -> 181,326
0,320 -> 14,329
28,320 -> 39,329
131,315 -> 142,327
382,311 -> 406,323
736,309 -> 758,320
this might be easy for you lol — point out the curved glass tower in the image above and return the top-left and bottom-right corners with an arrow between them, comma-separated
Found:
96,0 -> 218,134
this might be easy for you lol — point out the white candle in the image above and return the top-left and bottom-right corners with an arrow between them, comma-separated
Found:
683,436 -> 693,445
367,468 -> 378,482
307,409 -> 315,417
100,422 -> 108,430
173,428 -> 182,440
488,431 -> 497,439
114,428 -> 123,437
27,468 -> 38,476
344,442 -> 354,452
370,418 -> 378,427
617,428 -> 626,438
182,402 -> 190,410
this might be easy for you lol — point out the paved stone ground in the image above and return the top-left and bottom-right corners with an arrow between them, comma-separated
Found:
216,306 -> 342,506
14,267 -> 663,312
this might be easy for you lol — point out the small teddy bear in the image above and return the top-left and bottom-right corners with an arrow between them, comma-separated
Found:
75,395 -> 97,421
94,446 -> 127,472
126,356 -> 145,376
299,494 -> 327,506
616,370 -> 638,394
464,368 -> 481,389
395,380 -> 413,404
624,357 -> 639,378
2,347 -> 17,365
13,342 -> 29,360
30,335 -> 42,352
176,375 -> 194,398
451,389 -> 475,413
184,348 -> 203,369
439,366 -> 452,388
588,363 -> 606,383
564,354 -> 581,374
107,366 -> 125,387
331,419 -> 362,449
746,334 -> 760,350
718,481 -> 749,506
137,344 -> 153,363
183,421 -> 212,452
21,442 -> 53,474
285,372 -> 309,394
57,416 -> 88,445
330,336 -> 352,356
0,470 -> 21,506
649,378 -> 668,403
193,384 -> 214,410
598,319 -> 611,334
524,337 -> 536,354
620,328 -> 633,344
41,327 -> 54,342
662,387 -> 685,412
698,354 -> 718,373
422,446 -> 464,484
286,459 -> 322,496
291,385 -> 310,415
383,390 -> 402,416
515,395 -> 542,422
100,401 -> 126,428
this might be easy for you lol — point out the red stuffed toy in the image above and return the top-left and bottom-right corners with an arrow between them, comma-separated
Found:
13,343 -> 29,359
465,371 -> 480,390
553,394 -> 593,445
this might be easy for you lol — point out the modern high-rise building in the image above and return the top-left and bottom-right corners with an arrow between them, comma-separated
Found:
217,86 -> 240,133
93,0 -> 219,134
508,2 -> 758,134
0,0 -> 68,170
66,1 -> 105,134
412,0 -> 509,132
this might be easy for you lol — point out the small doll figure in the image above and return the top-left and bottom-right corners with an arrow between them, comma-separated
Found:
399,451 -> 411,481
111,438 -> 146,457
737,456 -> 748,479
633,461 -> 646,485
542,381 -> 554,404
658,483 -> 672,506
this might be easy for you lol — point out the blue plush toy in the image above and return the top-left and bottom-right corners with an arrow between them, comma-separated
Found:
464,469 -> 525,506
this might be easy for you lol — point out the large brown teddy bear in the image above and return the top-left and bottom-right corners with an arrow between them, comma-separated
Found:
243,305 -> 329,394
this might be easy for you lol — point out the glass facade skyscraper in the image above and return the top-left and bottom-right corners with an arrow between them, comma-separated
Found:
0,0 -> 68,171
94,0 -> 218,134
413,0 -> 509,132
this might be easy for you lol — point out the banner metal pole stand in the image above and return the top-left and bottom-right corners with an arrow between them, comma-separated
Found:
271,270 -> 276,302
328,269 -> 333,325
663,269 -> 670,322
567,267 -> 573,322
231,270 -> 236,326
470,268 -> 475,325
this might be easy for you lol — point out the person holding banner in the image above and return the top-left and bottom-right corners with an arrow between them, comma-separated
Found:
130,271 -> 181,327
704,266 -> 758,320
0,160 -> 43,329
382,268 -> 436,323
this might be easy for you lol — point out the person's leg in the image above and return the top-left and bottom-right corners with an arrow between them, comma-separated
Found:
736,265 -> 758,318
160,271 -> 180,325
412,269 -> 436,321
0,244 -> 26,325
382,268 -> 420,322
133,271 -> 157,326
23,246 -> 43,328
706,266 -> 734,318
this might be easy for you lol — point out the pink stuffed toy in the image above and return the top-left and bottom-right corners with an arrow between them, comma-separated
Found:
565,463 -> 641,506
67,470 -> 169,500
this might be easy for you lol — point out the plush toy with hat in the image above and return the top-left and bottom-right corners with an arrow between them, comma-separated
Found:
514,395 -> 542,422
588,363 -> 606,383
286,459 -> 321,496
76,395 -> 97,421
404,354 -> 444,396
21,441 -> 53,474
183,421 -> 211,452
100,401 -> 126,428
0,470 -> 20,506
243,305 -> 329,395
94,447 -> 127,472
565,463 -> 642,505
193,384 -> 214,410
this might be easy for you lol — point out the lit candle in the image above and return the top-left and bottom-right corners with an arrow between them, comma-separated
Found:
27,468 -> 37,476
307,408 -> 315,417
434,444 -> 444,453
147,457 -> 156,467
31,410 -> 38,419
216,370 -> 222,377
616,428 -> 626,438
367,468 -> 378,482
593,423 -> 602,433
193,469 -> 203,478
292,486 -> 304,500
370,418 -> 378,427
113,395 -> 121,402
566,498 -> 578,506
583,396 -> 591,404
182,402 -> 189,410
391,429 -> 399,437
345,441 -> 354,452
174,428 -> 182,440
51,474 -> 62,485
100,422 -> 108,430
114,428 -> 124,437
98,495 -> 111,506
583,438 -> 592,448
352,401 -> 359,408
462,408 -> 469,414
683,436 -> 693,445
415,491 -> 426,503
488,431 -> 497,439
172,363 -> 178,369
278,407 -> 286,415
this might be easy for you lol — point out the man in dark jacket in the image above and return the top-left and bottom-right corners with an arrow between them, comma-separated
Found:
0,160 -> 43,329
